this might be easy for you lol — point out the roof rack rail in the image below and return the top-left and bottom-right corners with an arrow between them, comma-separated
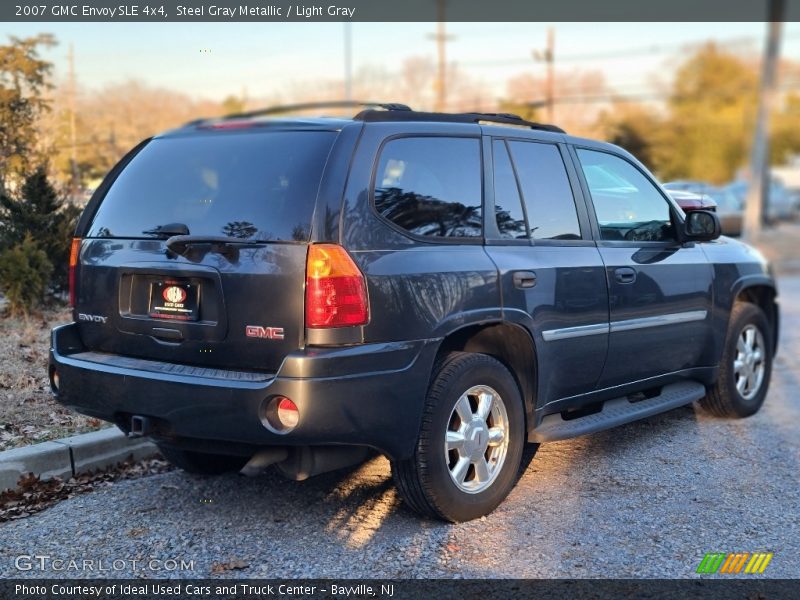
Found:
183,101 -> 411,127
353,108 -> 565,134
222,101 -> 411,120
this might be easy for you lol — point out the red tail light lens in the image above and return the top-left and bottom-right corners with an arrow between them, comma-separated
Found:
305,244 -> 369,328
68,238 -> 80,307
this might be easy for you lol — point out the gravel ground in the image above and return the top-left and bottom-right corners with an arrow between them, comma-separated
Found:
0,277 -> 797,579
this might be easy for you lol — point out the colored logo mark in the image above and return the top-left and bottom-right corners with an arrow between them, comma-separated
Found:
163,285 -> 187,304
696,552 -> 773,574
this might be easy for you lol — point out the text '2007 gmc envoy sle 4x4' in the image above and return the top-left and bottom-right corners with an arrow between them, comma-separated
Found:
50,103 -> 779,522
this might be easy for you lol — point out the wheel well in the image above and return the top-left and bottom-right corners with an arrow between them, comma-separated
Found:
435,323 -> 537,425
736,285 -> 778,352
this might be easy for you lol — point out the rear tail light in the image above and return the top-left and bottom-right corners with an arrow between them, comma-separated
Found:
68,238 -> 80,307
305,244 -> 369,328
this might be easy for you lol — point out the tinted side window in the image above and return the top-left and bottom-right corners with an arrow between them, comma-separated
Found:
374,137 -> 482,238
493,140 -> 527,239
507,141 -> 581,240
576,149 -> 676,242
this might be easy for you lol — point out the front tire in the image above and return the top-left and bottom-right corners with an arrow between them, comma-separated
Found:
157,445 -> 248,475
700,302 -> 773,418
392,352 -> 526,522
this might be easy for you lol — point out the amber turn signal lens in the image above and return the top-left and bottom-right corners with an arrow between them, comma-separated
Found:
305,244 -> 369,328
68,238 -> 81,307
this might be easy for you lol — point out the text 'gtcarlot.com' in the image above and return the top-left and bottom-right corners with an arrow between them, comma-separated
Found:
14,555 -> 194,572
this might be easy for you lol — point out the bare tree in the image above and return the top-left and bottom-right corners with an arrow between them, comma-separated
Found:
504,68 -> 608,135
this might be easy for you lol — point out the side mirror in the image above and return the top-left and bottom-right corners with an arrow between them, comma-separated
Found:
684,210 -> 721,242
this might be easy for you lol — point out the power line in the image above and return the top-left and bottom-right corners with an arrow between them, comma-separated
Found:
458,31 -> 800,69
433,78 -> 800,111
515,80 -> 800,107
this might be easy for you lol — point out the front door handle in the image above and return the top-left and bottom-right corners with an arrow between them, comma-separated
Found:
512,270 -> 537,289
614,267 -> 637,284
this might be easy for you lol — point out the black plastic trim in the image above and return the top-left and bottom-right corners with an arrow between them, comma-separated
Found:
355,109 -> 565,133
530,380 -> 707,442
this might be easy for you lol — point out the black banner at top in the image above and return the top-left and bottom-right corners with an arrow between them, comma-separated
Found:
3,0 -> 800,23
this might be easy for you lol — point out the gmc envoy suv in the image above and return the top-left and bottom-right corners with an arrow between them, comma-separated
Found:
50,104 -> 779,522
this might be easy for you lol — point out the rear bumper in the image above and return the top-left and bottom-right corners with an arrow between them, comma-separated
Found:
49,323 -> 439,460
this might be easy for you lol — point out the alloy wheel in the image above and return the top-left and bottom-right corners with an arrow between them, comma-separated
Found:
444,385 -> 510,494
734,324 -> 766,401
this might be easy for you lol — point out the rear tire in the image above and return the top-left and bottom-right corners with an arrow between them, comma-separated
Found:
157,445 -> 248,475
700,302 -> 773,418
392,352 -> 525,522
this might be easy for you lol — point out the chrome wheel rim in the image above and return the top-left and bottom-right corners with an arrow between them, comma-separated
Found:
445,385 -> 510,494
734,324 -> 766,401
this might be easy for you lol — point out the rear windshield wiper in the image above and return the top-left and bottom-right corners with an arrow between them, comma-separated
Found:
165,235 -> 267,261
143,222 -> 191,237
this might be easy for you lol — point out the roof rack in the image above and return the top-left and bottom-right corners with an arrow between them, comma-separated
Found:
222,101 -> 411,120
184,102 -> 564,134
353,109 -> 565,134
183,101 -> 411,128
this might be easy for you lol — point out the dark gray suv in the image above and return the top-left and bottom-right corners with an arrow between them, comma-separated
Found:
49,105 -> 779,522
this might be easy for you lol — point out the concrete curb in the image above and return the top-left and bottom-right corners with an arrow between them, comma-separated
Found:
0,428 -> 157,493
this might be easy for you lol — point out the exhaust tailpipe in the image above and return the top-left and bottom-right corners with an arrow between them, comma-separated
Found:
240,447 -> 290,477
276,446 -> 371,481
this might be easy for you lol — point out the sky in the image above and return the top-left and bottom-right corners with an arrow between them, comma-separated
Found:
4,21 -> 800,104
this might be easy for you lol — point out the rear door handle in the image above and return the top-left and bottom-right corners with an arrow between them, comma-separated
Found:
512,271 -> 537,289
614,267 -> 637,284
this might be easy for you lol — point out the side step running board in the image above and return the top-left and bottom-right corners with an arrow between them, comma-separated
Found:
530,380 -> 707,443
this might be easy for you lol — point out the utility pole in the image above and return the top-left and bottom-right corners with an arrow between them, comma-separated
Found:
743,2 -> 784,243
67,43 -> 79,198
343,22 -> 352,101
533,27 -> 555,122
428,0 -> 454,112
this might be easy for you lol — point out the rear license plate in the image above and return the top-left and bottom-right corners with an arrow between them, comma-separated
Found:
148,280 -> 199,321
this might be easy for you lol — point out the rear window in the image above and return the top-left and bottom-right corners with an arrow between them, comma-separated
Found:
87,131 -> 336,241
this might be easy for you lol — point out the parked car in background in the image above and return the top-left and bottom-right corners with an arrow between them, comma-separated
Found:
725,179 -> 798,224
709,186 -> 745,237
666,189 -> 717,213
665,183 -> 743,237
662,180 -> 708,193
790,188 -> 800,215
